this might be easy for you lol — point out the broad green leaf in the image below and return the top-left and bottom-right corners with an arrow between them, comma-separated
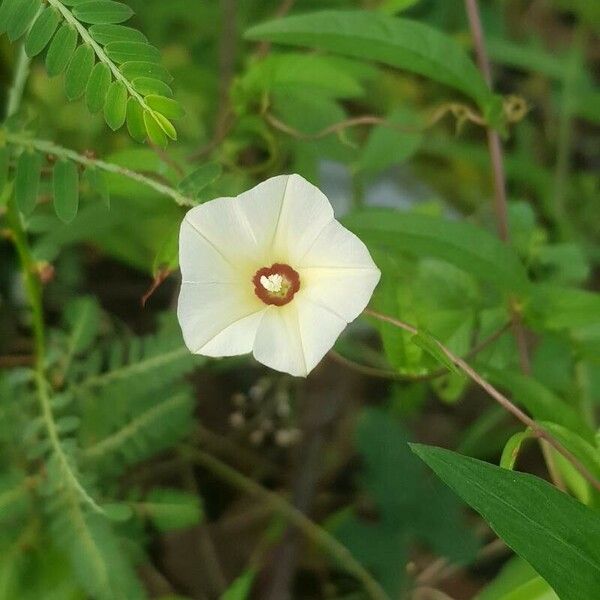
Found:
65,43 -> 95,100
72,0 -> 133,25
178,162 -> 222,198
344,209 -> 530,295
411,444 -> 600,600
527,284 -> 600,330
120,60 -> 172,83
477,557 -> 558,600
6,0 -> 40,41
142,489 -> 202,531
45,24 -> 78,77
86,62 -> 111,113
145,95 -> 184,120
25,6 -> 60,57
15,151 -> 43,215
357,107 -> 422,175
104,80 -> 127,130
53,160 -> 79,223
126,98 -> 146,143
239,52 -> 364,100
378,0 -> 421,13
245,10 -> 493,109
105,41 -> 160,64
88,23 -> 147,44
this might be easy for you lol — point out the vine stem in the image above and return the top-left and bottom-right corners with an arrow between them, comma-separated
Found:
6,43 -> 32,119
3,131 -> 194,207
464,0 -> 531,375
364,309 -> 600,493
185,447 -> 391,600
46,0 -> 150,114
6,198 -> 103,513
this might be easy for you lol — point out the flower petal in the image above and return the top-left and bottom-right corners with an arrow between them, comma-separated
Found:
252,298 -> 346,377
271,174 -> 334,265
177,281 -> 264,356
183,175 -> 291,268
179,218 -> 238,283
298,220 -> 381,321
252,304 -> 306,377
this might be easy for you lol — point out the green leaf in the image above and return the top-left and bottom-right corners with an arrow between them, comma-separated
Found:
500,430 -> 534,470
126,97 -> 146,143
178,162 -> 222,198
104,40 -> 160,64
478,557 -> 559,600
72,0 -> 134,25
411,444 -> 600,600
344,209 -> 530,295
15,151 -> 43,215
53,160 -> 80,223
0,0 -> 21,35
120,60 -> 172,83
142,488 -> 203,531
45,24 -> 78,77
334,409 -> 478,596
483,368 -> 595,442
63,296 -> 101,355
25,6 -> 60,57
131,76 -> 173,97
6,0 -> 40,41
143,111 -> 168,147
220,569 -> 257,600
88,23 -> 147,44
83,166 -> 110,207
357,107 -> 422,175
378,0 -> 421,13
411,329 -> 461,376
65,43 -> 95,100
245,10 -> 493,108
86,62 -> 111,113
145,94 -> 184,120
0,147 -> 9,193
103,80 -> 128,130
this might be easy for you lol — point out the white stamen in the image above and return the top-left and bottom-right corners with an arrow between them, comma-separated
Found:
260,273 -> 283,293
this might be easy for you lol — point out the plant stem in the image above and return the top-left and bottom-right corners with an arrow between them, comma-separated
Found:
6,198 -> 103,512
3,131 -> 194,207
463,0 -> 531,374
185,447 -> 390,600
364,309 -> 600,493
6,44 -> 32,119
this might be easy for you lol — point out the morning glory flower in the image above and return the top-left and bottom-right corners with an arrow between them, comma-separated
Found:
177,174 -> 380,376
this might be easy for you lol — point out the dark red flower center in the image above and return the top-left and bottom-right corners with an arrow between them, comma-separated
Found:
253,263 -> 300,306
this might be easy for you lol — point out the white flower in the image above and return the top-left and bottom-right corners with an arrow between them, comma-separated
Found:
177,174 -> 380,377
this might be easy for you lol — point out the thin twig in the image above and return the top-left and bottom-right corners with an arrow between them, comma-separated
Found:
364,309 -> 600,493
330,321 -> 511,382
3,132 -> 195,207
464,0 -> 531,375
185,447 -> 390,600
